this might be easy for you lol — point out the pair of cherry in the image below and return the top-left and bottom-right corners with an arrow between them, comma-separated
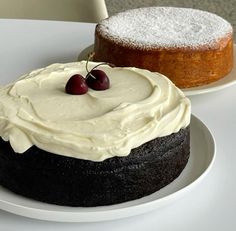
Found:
65,69 -> 109,95
65,54 -> 111,95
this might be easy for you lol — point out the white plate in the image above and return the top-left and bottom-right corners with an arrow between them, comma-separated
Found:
78,44 -> 236,96
0,115 -> 215,222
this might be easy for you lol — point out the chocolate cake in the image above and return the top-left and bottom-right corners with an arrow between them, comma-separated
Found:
0,61 -> 191,206
0,127 -> 189,206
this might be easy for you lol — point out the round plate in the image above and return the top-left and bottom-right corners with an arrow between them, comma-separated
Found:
78,44 -> 236,96
0,115 -> 215,222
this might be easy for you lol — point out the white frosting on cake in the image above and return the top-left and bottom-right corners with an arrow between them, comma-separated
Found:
0,61 -> 190,161
97,7 -> 232,49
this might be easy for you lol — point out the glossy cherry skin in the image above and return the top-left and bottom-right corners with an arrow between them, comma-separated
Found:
86,69 -> 110,90
65,74 -> 88,95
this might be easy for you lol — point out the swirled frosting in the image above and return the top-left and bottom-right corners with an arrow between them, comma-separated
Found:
0,61 -> 190,161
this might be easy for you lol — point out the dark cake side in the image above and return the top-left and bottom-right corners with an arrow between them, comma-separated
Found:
0,126 -> 190,207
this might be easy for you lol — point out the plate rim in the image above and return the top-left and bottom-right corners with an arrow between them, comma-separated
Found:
78,44 -> 236,97
0,114 -> 216,222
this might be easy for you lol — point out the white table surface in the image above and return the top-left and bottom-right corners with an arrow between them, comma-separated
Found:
0,19 -> 235,230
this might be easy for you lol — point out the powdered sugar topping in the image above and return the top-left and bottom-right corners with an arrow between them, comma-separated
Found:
97,7 -> 233,49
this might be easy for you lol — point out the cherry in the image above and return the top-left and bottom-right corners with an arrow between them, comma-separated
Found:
65,53 -> 112,95
86,69 -> 110,90
85,53 -> 111,91
65,74 -> 88,95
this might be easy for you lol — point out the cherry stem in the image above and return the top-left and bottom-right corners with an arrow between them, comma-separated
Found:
85,52 -> 115,79
85,52 -> 95,74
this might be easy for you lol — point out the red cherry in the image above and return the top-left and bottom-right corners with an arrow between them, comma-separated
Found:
65,74 -> 88,95
86,69 -> 110,90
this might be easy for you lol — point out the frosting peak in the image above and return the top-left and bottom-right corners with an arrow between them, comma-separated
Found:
0,62 -> 190,161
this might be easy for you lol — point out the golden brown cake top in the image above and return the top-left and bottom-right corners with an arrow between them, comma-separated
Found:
97,7 -> 233,50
